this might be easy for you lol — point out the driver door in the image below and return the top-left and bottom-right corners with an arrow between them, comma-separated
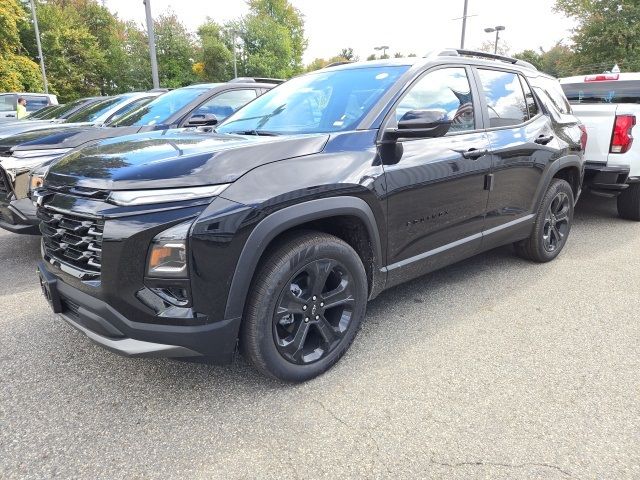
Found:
381,66 -> 492,286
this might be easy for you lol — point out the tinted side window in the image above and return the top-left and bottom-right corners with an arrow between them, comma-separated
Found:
478,69 -> 528,128
0,94 -> 17,111
537,77 -> 571,114
193,89 -> 257,120
24,96 -> 50,111
394,67 -> 475,133
519,76 -> 539,119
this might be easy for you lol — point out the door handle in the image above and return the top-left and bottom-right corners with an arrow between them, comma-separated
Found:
461,148 -> 489,160
535,134 -> 554,145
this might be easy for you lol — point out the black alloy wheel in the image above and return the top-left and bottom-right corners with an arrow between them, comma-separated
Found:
543,191 -> 570,253
515,178 -> 574,263
274,259 -> 355,365
241,231 -> 367,382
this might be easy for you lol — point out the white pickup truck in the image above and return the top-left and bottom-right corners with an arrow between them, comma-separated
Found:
560,73 -> 640,220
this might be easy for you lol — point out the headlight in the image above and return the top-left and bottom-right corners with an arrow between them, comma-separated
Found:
29,172 -> 45,193
28,160 -> 54,196
146,221 -> 193,278
11,148 -> 71,159
108,184 -> 229,206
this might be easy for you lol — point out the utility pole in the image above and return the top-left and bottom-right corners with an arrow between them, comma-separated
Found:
460,0 -> 469,49
143,0 -> 160,89
231,31 -> 238,78
29,0 -> 48,94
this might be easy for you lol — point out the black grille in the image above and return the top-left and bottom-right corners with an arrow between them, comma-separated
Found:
0,167 -> 10,195
38,208 -> 104,275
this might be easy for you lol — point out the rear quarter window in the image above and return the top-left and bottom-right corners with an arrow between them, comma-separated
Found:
561,81 -> 640,104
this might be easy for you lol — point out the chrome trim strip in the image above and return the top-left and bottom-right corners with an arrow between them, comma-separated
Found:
384,214 -> 535,272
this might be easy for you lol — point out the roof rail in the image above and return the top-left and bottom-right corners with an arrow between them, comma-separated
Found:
426,48 -> 537,71
324,61 -> 353,68
228,77 -> 284,84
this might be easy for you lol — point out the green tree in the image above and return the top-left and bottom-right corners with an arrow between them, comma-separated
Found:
0,0 -> 43,91
29,1 -> 105,100
556,0 -> 640,72
514,44 -> 576,77
339,47 -> 358,61
238,0 -> 306,78
155,12 -> 198,88
196,20 -> 234,82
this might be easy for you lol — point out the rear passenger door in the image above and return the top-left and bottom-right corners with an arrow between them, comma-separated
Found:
475,68 -> 557,236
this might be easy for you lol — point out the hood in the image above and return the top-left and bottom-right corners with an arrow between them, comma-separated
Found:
45,129 -> 330,190
9,124 -> 142,153
0,121 -> 72,142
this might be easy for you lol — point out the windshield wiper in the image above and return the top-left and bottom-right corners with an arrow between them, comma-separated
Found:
227,130 -> 280,136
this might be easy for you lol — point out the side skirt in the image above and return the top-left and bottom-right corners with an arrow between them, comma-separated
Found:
382,215 -> 535,290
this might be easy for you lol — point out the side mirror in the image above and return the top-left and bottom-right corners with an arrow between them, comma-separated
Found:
383,109 -> 452,142
185,113 -> 219,127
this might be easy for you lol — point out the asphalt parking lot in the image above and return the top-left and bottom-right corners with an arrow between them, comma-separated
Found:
1,194 -> 639,479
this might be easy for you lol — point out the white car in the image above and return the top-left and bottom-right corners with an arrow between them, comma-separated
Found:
560,73 -> 640,219
0,93 -> 58,121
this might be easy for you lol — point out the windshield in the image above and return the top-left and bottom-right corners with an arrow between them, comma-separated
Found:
216,65 -> 409,135
109,87 -> 210,127
28,105 -> 60,120
65,97 -> 122,123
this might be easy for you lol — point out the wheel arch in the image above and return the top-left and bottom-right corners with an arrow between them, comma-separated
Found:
223,196 -> 385,320
534,156 -> 584,209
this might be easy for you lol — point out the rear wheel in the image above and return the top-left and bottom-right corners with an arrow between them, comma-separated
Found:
515,178 -> 574,263
241,231 -> 367,382
617,183 -> 640,221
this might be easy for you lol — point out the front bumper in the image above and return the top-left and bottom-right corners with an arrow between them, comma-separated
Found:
0,197 -> 39,234
38,261 -> 241,362
583,163 -> 630,197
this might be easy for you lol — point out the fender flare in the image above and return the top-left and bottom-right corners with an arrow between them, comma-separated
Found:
534,155 -> 584,208
224,196 -> 383,320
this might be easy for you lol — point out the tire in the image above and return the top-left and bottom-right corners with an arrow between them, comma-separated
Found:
241,231 -> 368,382
617,183 -> 640,221
515,178 -> 574,263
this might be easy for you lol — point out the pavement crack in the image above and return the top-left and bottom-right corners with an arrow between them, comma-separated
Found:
430,458 -> 572,477
312,399 -> 350,427
312,399 -> 392,475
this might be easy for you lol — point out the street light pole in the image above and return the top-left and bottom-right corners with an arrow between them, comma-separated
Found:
29,0 -> 48,94
374,45 -> 390,58
460,0 -> 469,49
143,0 -> 160,89
484,25 -> 505,54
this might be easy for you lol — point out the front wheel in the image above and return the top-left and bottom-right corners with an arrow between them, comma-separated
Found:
515,178 -> 574,263
241,231 -> 368,382
617,183 -> 640,221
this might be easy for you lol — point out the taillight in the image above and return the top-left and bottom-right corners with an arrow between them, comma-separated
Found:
579,124 -> 588,151
584,73 -> 619,82
610,115 -> 635,154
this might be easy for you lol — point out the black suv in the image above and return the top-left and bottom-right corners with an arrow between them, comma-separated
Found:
35,51 -> 585,382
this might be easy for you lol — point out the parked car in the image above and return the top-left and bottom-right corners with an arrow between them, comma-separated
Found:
34,51 -> 585,382
0,92 -> 58,121
0,80 -> 278,234
0,96 -> 106,140
560,73 -> 640,219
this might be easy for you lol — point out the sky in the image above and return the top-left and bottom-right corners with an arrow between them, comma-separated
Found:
102,0 -> 576,63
